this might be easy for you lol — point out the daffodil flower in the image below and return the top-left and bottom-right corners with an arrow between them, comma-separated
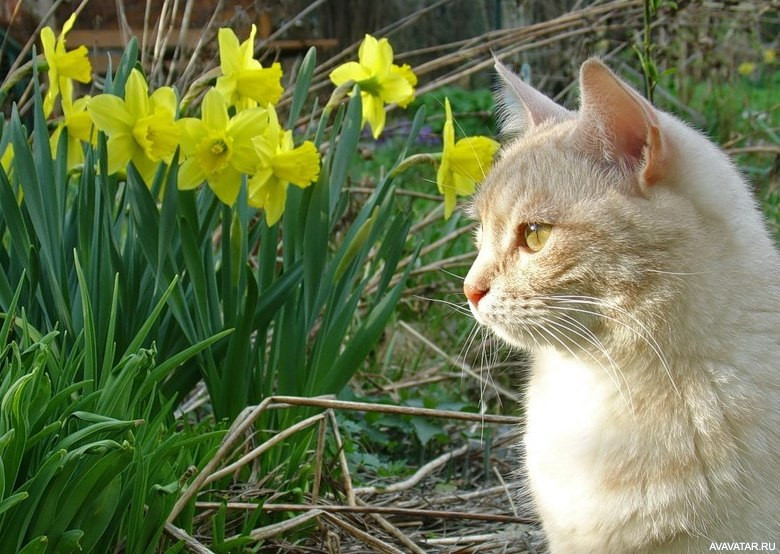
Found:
88,69 -> 180,186
50,95 -> 95,171
391,63 -> 417,108
41,13 -> 92,117
215,25 -> 283,111
437,98 -> 499,219
248,106 -> 320,226
177,88 -> 268,205
329,34 -> 416,138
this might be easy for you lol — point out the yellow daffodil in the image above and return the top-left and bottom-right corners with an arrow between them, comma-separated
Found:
50,95 -> 95,171
764,49 -> 776,64
391,63 -> 417,108
737,62 -> 756,76
88,69 -> 180,186
437,98 -> 499,219
248,106 -> 320,226
177,88 -> 268,205
329,34 -> 416,138
41,13 -> 92,117
216,25 -> 283,111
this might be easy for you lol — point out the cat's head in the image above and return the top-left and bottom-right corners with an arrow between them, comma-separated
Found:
463,58 -> 703,349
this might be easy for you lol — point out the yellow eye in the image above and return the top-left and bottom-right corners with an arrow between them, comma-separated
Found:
522,223 -> 552,252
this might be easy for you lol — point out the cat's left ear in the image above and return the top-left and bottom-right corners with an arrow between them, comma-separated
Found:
576,58 -> 666,187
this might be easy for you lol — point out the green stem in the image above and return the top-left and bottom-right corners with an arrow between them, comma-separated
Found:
642,0 -> 655,103
390,152 -> 442,177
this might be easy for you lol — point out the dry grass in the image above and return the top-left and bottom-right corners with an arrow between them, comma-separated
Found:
169,394 -> 539,552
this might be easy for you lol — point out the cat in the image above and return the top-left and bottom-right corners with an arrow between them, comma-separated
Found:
462,58 -> 780,553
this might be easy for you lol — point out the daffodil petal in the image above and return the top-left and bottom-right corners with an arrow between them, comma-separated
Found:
329,61 -> 370,85
202,89 -> 229,131
208,167 -> 242,205
67,135 -> 84,171
215,74 -> 239,107
56,46 -> 91,82
449,136 -> 499,182
442,98 -> 455,150
271,140 -> 320,188
107,134 -> 134,174
41,27 -> 56,63
150,86 -> 178,115
231,143 -> 260,175
248,167 -> 273,206
227,106 -> 268,144
359,35 -> 393,78
436,158 -> 449,196
49,125 -> 64,157
443,186 -> 456,220
451,170 -> 476,196
61,12 -> 77,38
378,73 -> 413,105
67,110 -> 94,142
218,27 -> 242,75
178,158 -> 206,190
362,93 -> 386,139
125,70 -> 150,119
178,118 -> 207,155
236,65 -> 283,106
392,63 -> 417,87
131,150 -> 159,187
389,64 -> 417,107
250,173 -> 287,226
88,94 -> 133,136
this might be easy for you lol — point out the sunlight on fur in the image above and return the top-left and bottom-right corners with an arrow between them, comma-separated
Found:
462,58 -> 780,553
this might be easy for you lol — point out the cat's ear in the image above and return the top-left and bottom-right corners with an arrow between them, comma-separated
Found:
494,60 -> 572,138
576,58 -> 666,187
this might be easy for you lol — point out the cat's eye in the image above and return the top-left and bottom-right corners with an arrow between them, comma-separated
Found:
519,223 -> 552,252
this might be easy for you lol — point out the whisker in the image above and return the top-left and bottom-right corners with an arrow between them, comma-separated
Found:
542,314 -> 634,412
538,296 -> 679,396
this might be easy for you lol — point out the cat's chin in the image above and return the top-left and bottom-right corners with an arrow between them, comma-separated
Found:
480,321 -> 537,352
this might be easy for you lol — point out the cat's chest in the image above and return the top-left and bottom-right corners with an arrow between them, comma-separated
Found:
524,348 -> 633,521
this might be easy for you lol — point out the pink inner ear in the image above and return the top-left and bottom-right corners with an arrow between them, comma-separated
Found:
577,59 -> 664,182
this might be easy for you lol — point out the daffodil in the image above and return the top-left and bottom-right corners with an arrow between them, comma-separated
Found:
41,12 -> 92,116
391,63 -> 417,108
88,69 -> 180,186
437,98 -> 499,219
764,49 -> 776,64
248,106 -> 320,226
177,88 -> 268,205
738,62 -> 756,76
50,95 -> 95,171
215,25 -> 283,111
329,34 -> 416,138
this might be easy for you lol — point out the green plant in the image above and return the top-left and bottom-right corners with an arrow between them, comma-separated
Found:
0,276 -> 225,551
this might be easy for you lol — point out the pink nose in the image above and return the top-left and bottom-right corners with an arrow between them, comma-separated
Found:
464,283 -> 488,306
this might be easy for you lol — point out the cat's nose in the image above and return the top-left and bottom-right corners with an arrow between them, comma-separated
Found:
464,283 -> 489,307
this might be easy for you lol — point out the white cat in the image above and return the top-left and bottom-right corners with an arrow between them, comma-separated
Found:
463,58 -> 780,553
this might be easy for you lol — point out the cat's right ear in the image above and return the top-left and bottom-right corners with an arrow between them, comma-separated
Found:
494,60 -> 572,139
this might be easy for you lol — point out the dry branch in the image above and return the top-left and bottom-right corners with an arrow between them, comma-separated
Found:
197,501 -> 535,525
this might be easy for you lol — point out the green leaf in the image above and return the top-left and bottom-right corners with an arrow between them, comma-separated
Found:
410,418 -> 445,446
73,253 -> 97,394
122,276 -> 179,359
0,491 -> 28,517
328,86 -> 362,216
287,47 -> 317,128
18,536 -> 48,554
